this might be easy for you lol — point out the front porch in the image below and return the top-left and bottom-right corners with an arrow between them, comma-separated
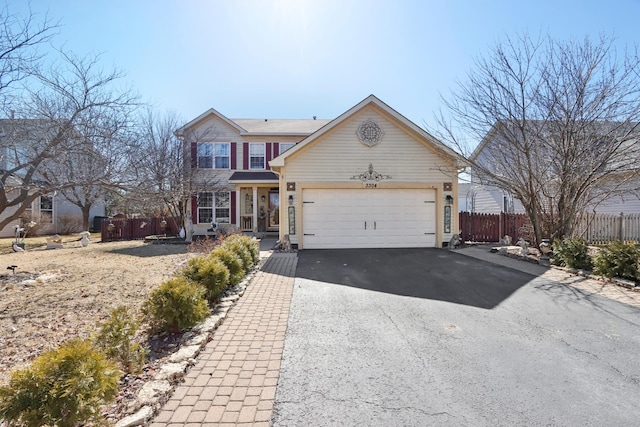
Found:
230,172 -> 280,234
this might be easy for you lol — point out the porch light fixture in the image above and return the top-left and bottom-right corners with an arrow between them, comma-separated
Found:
261,195 -> 266,203
288,195 -> 294,206
445,195 -> 454,205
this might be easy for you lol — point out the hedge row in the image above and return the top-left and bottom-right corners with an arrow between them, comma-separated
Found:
0,234 -> 260,426
552,238 -> 640,281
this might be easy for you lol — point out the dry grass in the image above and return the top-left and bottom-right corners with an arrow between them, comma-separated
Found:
0,238 -> 191,385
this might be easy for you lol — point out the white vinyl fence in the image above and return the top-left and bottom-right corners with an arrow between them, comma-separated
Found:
574,212 -> 640,244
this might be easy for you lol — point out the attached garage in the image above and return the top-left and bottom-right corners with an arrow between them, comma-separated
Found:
302,188 -> 436,249
269,95 -> 467,249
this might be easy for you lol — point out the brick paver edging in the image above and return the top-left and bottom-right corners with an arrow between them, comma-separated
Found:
149,252 -> 297,426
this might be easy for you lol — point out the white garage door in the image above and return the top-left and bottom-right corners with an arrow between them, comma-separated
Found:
302,188 -> 436,249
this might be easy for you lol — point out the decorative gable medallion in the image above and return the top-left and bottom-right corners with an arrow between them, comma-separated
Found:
356,120 -> 384,147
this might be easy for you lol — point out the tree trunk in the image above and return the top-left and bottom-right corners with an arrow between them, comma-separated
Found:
81,204 -> 92,231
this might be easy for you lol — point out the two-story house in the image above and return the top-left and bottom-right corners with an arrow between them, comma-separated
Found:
175,109 -> 331,237
178,95 -> 466,249
465,120 -> 640,215
0,119 -> 106,237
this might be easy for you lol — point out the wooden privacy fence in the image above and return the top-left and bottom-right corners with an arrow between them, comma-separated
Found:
459,212 -> 530,243
574,212 -> 640,244
101,217 -> 180,242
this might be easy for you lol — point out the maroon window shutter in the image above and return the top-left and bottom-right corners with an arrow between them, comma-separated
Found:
191,143 -> 197,168
191,194 -> 198,224
243,143 -> 249,169
266,142 -> 272,168
230,191 -> 236,225
273,143 -> 279,158
230,142 -> 237,170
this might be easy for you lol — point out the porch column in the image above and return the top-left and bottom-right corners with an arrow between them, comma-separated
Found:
235,186 -> 241,228
252,186 -> 258,233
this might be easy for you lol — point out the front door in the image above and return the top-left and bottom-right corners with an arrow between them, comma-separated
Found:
268,191 -> 279,228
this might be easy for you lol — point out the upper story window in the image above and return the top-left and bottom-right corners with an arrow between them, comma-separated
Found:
197,142 -> 229,169
279,143 -> 295,154
249,143 -> 265,169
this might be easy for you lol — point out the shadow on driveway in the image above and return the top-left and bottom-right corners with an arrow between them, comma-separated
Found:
296,248 -> 537,309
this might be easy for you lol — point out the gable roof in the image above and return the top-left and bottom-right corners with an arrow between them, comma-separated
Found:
175,109 -> 330,137
232,119 -> 331,135
269,94 -> 468,168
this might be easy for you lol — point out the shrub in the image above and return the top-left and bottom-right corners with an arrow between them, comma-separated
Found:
224,234 -> 260,266
188,234 -> 223,254
0,339 -> 120,427
142,276 -> 210,332
222,239 -> 254,271
182,255 -> 230,299
593,240 -> 640,281
57,214 -> 83,234
94,306 -> 146,374
551,238 -> 592,270
211,246 -> 245,286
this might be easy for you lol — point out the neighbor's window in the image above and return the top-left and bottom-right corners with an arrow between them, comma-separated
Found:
197,191 -> 231,224
249,143 -> 265,169
197,142 -> 229,169
40,195 -> 53,224
279,143 -> 295,154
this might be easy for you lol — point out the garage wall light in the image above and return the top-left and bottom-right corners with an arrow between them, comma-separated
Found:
288,195 -> 294,206
445,195 -> 454,205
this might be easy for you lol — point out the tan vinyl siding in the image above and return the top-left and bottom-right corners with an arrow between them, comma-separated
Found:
284,108 -> 454,183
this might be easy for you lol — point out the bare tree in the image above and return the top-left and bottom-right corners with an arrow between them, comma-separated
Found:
128,108 -> 223,239
437,34 -> 640,244
0,4 -> 57,110
0,50 -> 139,231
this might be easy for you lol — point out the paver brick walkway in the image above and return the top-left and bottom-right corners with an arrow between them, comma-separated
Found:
150,252 -> 297,427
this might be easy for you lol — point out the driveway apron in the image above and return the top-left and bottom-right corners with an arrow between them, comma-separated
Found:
273,248 -> 640,426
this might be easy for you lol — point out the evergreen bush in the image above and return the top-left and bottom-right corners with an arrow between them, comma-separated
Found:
224,234 -> 260,266
551,238 -> 592,270
94,306 -> 146,374
593,240 -> 640,281
182,255 -> 230,299
142,276 -> 209,332
0,339 -> 120,427
211,246 -> 245,286
222,239 -> 254,271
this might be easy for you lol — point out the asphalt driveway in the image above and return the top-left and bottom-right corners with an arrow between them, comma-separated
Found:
272,248 -> 640,426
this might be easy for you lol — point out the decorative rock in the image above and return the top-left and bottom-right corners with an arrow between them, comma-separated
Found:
136,380 -> 172,407
220,294 -> 240,302
156,361 -> 188,381
193,314 -> 223,334
115,406 -> 154,427
184,332 -> 208,346
168,345 -> 200,363
45,234 -> 63,249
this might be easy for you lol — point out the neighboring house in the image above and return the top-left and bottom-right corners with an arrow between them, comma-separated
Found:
0,119 -> 105,237
458,182 -> 525,214
467,121 -> 640,215
179,95 -> 466,248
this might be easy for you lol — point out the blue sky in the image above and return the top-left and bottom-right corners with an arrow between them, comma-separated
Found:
11,0 -> 640,133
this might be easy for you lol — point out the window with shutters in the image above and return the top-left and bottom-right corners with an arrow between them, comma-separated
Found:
197,191 -> 230,224
249,143 -> 265,169
197,143 -> 229,169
